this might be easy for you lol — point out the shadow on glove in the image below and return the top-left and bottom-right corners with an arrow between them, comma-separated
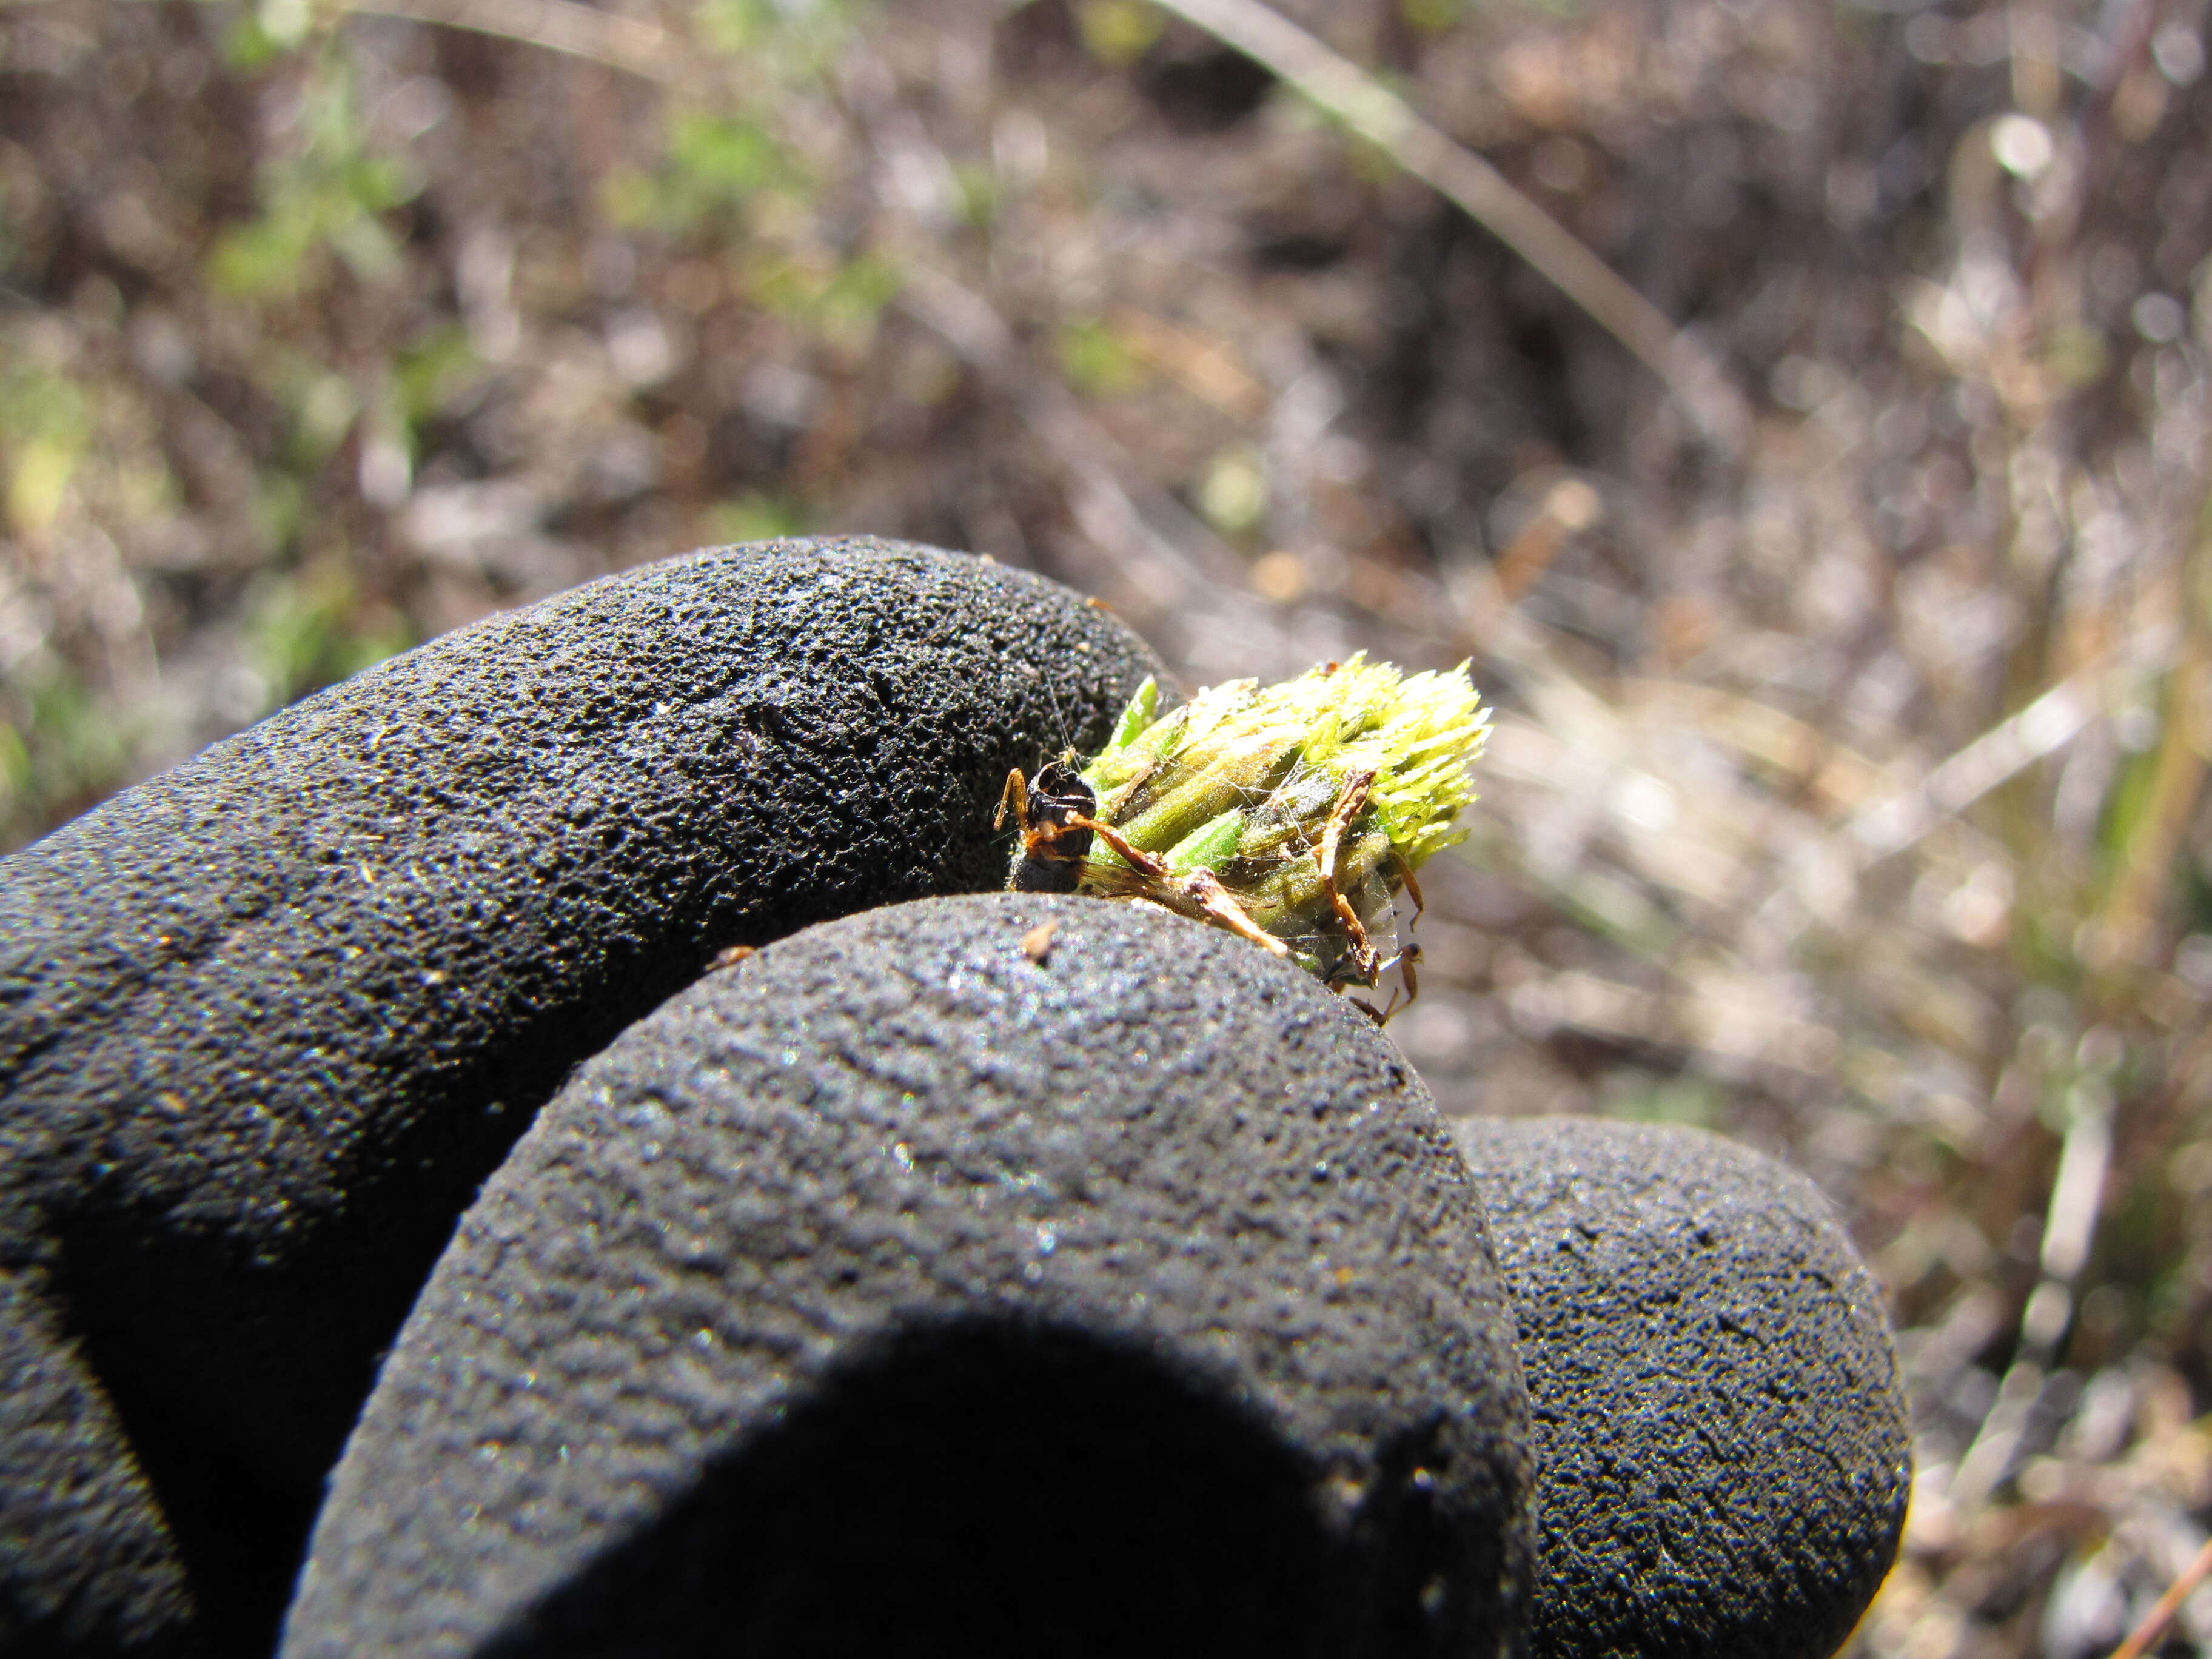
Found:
484,1319 -> 1347,1657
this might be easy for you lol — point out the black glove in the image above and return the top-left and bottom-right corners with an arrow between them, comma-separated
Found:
1,537 -> 1908,1659
1454,1116 -> 1912,1659
279,891 -> 1536,1659
0,538 -> 1164,1652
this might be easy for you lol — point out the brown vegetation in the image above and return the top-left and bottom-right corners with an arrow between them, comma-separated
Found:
4,0 -> 2211,1651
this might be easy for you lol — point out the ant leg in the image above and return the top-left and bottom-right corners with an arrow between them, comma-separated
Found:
1316,769 -> 1380,982
1069,816 -> 1174,880
1070,817 -> 1290,958
1392,849 -> 1427,924
1349,954 -> 1419,1025
1376,855 -> 1426,1017
1180,870 -> 1292,957
1393,940 -> 1422,1011
1067,814 -> 1289,958
994,768 -> 1030,834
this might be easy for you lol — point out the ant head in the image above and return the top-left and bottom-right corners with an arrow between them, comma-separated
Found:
1027,760 -> 1097,825
1004,759 -> 1098,895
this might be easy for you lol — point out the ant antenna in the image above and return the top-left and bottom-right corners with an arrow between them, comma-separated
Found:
1040,662 -> 1081,763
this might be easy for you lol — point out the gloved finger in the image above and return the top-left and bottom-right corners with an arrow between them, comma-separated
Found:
0,537 -> 1163,1654
1451,1116 -> 1912,1659
280,892 -> 1536,1659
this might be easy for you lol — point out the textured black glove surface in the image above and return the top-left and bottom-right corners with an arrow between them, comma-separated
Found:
0,539 -> 1164,1655
281,893 -> 1535,1659
1453,1117 -> 1911,1659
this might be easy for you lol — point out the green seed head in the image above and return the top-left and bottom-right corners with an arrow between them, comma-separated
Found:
1071,654 -> 1489,983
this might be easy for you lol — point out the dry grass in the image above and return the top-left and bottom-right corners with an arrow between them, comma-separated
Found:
4,0 -> 2211,1651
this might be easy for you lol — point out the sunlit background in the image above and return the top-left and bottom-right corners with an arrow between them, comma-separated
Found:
5,0 -> 2212,1650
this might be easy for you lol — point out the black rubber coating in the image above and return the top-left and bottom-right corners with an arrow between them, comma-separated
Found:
0,538 -> 1166,1655
280,893 -> 1536,1659
1451,1116 -> 1911,1659
0,1272 -> 189,1655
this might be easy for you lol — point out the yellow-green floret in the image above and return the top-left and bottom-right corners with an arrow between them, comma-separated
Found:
1072,654 -> 1489,984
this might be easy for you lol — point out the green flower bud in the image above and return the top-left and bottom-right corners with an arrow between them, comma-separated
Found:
1003,655 -> 1488,995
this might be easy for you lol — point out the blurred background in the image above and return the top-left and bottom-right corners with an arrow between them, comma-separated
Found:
4,0 -> 2212,1650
